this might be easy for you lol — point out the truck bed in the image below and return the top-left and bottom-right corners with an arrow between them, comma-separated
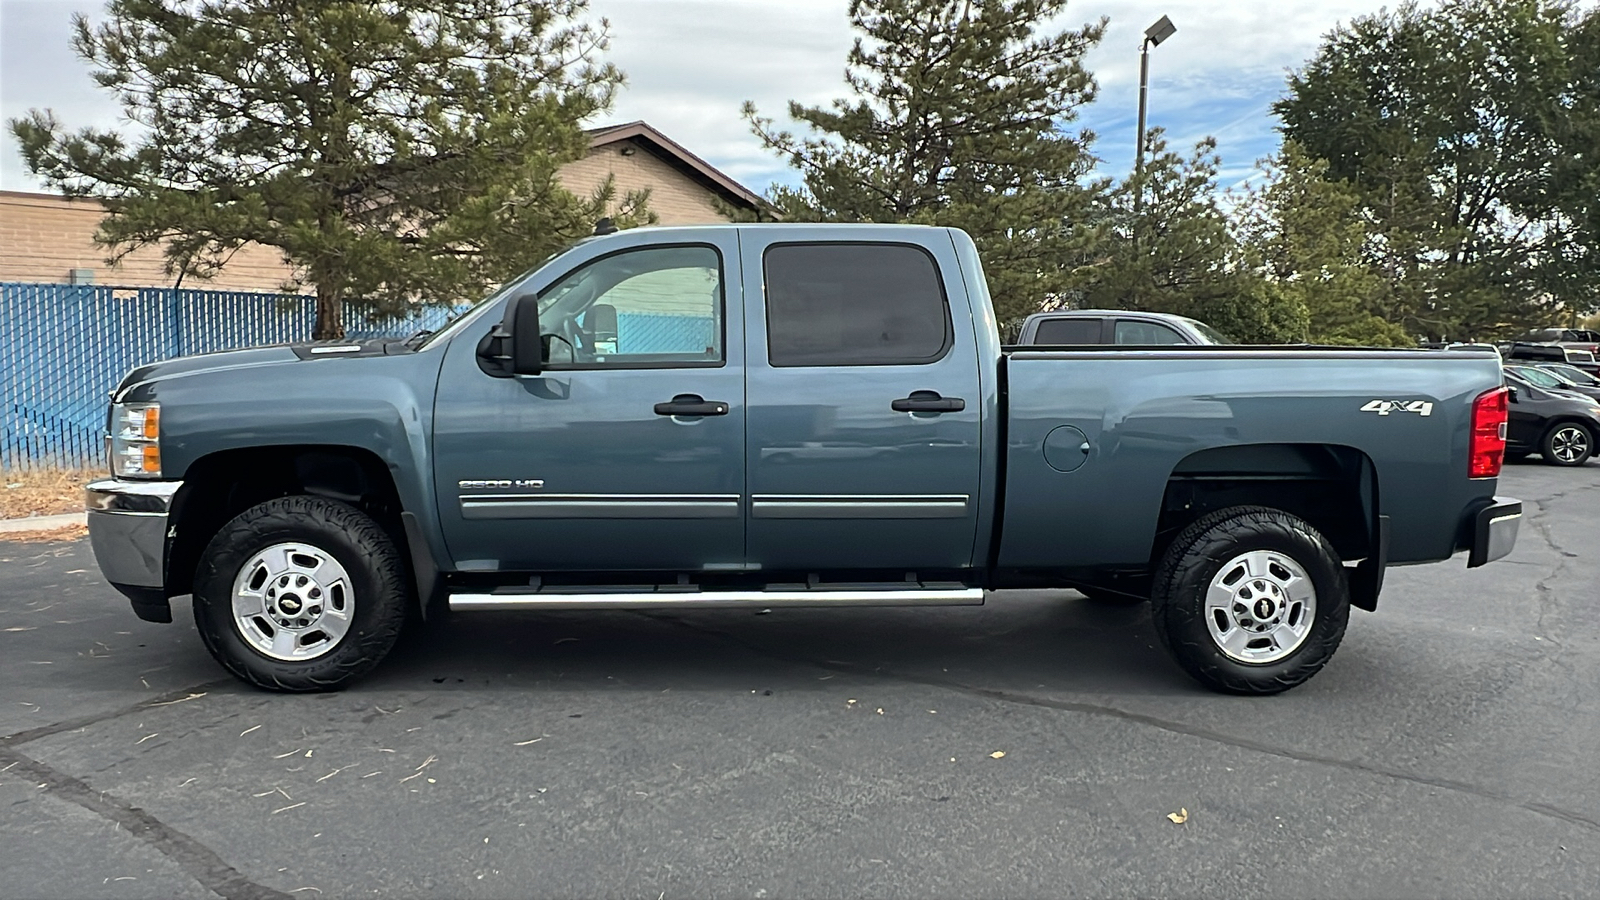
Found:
997,345 -> 1504,570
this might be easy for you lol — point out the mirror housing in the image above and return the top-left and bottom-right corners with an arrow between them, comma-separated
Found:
511,293 -> 543,375
475,293 -> 544,378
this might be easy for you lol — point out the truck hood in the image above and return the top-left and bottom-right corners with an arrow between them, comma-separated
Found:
112,339 -> 416,403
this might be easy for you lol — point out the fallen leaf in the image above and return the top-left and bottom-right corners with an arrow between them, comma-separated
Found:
1167,808 -> 1189,824
513,738 -> 543,746
875,708 -> 884,715
989,751 -> 1005,759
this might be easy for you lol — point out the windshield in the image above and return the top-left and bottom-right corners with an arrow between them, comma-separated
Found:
1182,318 -> 1233,344
1511,366 -> 1566,389
416,240 -> 593,349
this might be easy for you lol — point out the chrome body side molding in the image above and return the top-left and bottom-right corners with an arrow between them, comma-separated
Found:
460,493 -> 741,520
750,494 -> 970,519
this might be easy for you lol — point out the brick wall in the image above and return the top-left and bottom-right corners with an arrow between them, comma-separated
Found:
1,137 -> 737,290
0,191 -> 298,290
564,139 -> 731,225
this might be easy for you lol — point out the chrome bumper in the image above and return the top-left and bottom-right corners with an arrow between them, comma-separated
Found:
1467,497 -> 1521,568
86,478 -> 181,594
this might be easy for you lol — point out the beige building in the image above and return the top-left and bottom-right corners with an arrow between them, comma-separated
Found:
0,121 -> 764,290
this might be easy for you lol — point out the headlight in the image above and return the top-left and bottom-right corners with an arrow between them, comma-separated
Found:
109,402 -> 161,478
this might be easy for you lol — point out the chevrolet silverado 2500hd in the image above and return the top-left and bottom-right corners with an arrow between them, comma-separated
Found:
85,224 -> 1521,694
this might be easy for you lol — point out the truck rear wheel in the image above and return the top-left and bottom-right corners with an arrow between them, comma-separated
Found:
1151,506 -> 1349,695
192,496 -> 409,692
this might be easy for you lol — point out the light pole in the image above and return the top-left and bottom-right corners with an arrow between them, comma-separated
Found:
1134,15 -> 1177,183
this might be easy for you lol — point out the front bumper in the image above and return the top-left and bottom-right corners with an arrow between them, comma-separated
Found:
1467,496 -> 1521,568
86,478 -> 181,621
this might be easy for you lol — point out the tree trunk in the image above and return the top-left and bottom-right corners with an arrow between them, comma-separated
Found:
313,284 -> 345,341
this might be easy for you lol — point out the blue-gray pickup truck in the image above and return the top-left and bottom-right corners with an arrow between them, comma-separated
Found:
85,224 -> 1521,695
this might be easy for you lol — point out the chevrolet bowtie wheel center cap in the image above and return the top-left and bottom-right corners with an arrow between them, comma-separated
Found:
1205,551 -> 1318,665
234,543 -> 355,661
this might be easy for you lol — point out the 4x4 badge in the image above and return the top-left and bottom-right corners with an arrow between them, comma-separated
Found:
1361,399 -> 1434,417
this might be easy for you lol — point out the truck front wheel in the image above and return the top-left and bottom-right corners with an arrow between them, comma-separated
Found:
192,496 -> 410,692
1151,506 -> 1349,695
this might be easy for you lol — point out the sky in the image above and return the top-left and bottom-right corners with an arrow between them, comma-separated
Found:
0,0 -> 1386,198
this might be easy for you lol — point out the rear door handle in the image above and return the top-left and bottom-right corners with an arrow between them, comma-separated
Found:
892,390 -> 965,413
654,394 -> 729,417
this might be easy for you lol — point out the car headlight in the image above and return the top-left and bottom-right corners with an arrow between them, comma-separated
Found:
109,402 -> 162,478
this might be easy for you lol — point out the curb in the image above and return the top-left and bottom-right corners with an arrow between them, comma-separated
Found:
0,512 -> 88,535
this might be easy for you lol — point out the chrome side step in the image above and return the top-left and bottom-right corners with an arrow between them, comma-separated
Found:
448,586 -> 985,612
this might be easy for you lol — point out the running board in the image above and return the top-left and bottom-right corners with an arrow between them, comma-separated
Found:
448,586 -> 985,612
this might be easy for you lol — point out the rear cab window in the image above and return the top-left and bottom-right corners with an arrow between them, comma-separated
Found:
1032,318 -> 1103,344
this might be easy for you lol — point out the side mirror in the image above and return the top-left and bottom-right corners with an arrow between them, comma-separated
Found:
1506,387 -> 1519,402
511,293 -> 543,375
475,293 -> 544,378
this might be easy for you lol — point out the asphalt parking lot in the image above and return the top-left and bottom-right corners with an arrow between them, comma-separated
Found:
2,462 -> 1597,899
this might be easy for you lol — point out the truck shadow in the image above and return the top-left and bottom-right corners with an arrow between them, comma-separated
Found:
369,590 -> 1198,698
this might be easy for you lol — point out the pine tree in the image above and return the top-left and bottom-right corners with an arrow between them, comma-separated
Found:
743,0 -> 1107,330
12,0 -> 645,339
1073,132 -> 1307,343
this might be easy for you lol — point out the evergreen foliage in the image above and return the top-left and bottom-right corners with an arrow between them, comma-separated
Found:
11,0 -> 645,339
743,0 -> 1108,330
1275,0 -> 1599,340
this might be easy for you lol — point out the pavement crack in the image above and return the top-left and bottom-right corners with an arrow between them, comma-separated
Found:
650,615 -> 1600,837
0,745 -> 292,900
0,679 -> 234,749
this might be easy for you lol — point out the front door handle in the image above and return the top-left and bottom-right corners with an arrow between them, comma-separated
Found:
892,390 -> 965,413
654,394 -> 729,417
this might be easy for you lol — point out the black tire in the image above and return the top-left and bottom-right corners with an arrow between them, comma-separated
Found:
1540,422 -> 1594,467
1151,505 -> 1349,695
1076,587 -> 1147,606
192,496 -> 410,692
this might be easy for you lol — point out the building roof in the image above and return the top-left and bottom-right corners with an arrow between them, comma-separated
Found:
586,120 -> 765,211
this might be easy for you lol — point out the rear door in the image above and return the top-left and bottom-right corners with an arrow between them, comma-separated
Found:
740,230 -> 984,573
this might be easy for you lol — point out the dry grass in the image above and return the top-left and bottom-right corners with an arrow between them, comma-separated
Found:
2,467 -> 98,519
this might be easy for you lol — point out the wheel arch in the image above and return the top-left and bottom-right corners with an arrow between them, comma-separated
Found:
166,445 -> 440,615
1153,443 -> 1385,611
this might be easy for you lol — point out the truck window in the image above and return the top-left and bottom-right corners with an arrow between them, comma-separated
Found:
536,245 -> 722,367
1033,318 -> 1102,344
1114,320 -> 1187,345
763,243 -> 951,367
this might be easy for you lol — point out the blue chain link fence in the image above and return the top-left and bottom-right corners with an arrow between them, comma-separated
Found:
1,283 -> 451,471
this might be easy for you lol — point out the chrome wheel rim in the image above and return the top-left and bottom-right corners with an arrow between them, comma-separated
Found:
231,542 -> 354,661
1551,426 -> 1589,464
1205,550 -> 1316,664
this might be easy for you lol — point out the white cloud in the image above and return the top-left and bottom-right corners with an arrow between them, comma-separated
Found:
1,0 -> 1387,196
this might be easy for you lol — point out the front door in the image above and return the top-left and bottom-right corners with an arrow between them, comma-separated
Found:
433,233 -> 745,573
740,231 -> 984,574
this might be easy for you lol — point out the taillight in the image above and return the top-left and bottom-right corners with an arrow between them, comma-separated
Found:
1470,387 -> 1509,478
